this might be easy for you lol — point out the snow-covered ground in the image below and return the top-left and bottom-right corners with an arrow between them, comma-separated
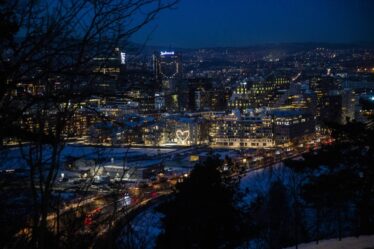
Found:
241,164 -> 374,249
284,235 -> 374,249
240,162 -> 295,203
0,144 -> 176,169
118,163 -> 293,249
118,207 -> 164,249
118,163 -> 374,249
198,149 -> 240,160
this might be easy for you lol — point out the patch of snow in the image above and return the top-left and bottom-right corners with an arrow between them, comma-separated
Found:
0,145 -> 176,170
118,208 -> 164,249
240,162 -> 292,203
284,235 -> 374,249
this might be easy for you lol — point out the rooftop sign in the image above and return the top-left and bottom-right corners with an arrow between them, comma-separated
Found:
120,52 -> 126,64
160,51 -> 175,56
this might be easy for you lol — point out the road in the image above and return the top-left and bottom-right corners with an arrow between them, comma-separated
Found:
16,139 -> 330,245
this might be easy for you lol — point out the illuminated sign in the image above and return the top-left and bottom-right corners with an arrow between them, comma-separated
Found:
327,68 -> 331,75
160,51 -> 175,56
120,52 -> 126,64
176,129 -> 190,145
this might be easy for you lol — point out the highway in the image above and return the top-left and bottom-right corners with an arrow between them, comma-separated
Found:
16,137 -> 331,246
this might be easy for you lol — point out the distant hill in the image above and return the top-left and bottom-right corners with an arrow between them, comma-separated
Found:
126,41 -> 374,56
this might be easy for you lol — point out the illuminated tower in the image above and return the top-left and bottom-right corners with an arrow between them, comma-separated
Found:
152,51 -> 183,112
153,51 -> 182,91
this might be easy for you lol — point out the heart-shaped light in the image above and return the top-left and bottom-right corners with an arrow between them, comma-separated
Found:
176,129 -> 190,144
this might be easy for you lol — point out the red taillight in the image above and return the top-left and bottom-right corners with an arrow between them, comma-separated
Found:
84,215 -> 92,226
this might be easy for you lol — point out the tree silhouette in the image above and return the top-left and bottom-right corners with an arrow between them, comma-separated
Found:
285,120 -> 374,242
156,156 -> 246,249
0,0 -> 177,248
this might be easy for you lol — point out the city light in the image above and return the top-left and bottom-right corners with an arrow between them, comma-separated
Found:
176,129 -> 190,145
160,51 -> 175,56
120,52 -> 126,64
2,1 -> 374,249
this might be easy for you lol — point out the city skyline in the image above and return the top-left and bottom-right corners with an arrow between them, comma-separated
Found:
1,1 -> 374,248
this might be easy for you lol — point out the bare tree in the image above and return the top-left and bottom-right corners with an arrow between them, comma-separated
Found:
0,0 -> 177,248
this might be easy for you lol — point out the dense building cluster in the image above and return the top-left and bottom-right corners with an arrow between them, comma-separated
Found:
8,45 -> 374,148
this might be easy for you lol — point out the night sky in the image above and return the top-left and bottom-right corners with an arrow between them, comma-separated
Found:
132,0 -> 374,48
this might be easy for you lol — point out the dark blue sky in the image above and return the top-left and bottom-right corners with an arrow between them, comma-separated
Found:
132,0 -> 374,48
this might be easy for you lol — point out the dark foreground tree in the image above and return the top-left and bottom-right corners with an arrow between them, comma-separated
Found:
0,0 -> 177,248
246,180 -> 308,249
285,120 -> 374,242
156,156 -> 246,249
267,181 -> 293,248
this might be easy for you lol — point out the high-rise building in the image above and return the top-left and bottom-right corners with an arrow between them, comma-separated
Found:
91,48 -> 122,93
320,90 -> 355,125
228,76 -> 290,110
274,82 -> 317,115
272,109 -> 316,145
153,51 -> 183,112
153,51 -> 182,87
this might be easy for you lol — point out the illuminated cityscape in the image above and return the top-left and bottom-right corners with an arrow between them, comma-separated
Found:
1,1 -> 374,249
